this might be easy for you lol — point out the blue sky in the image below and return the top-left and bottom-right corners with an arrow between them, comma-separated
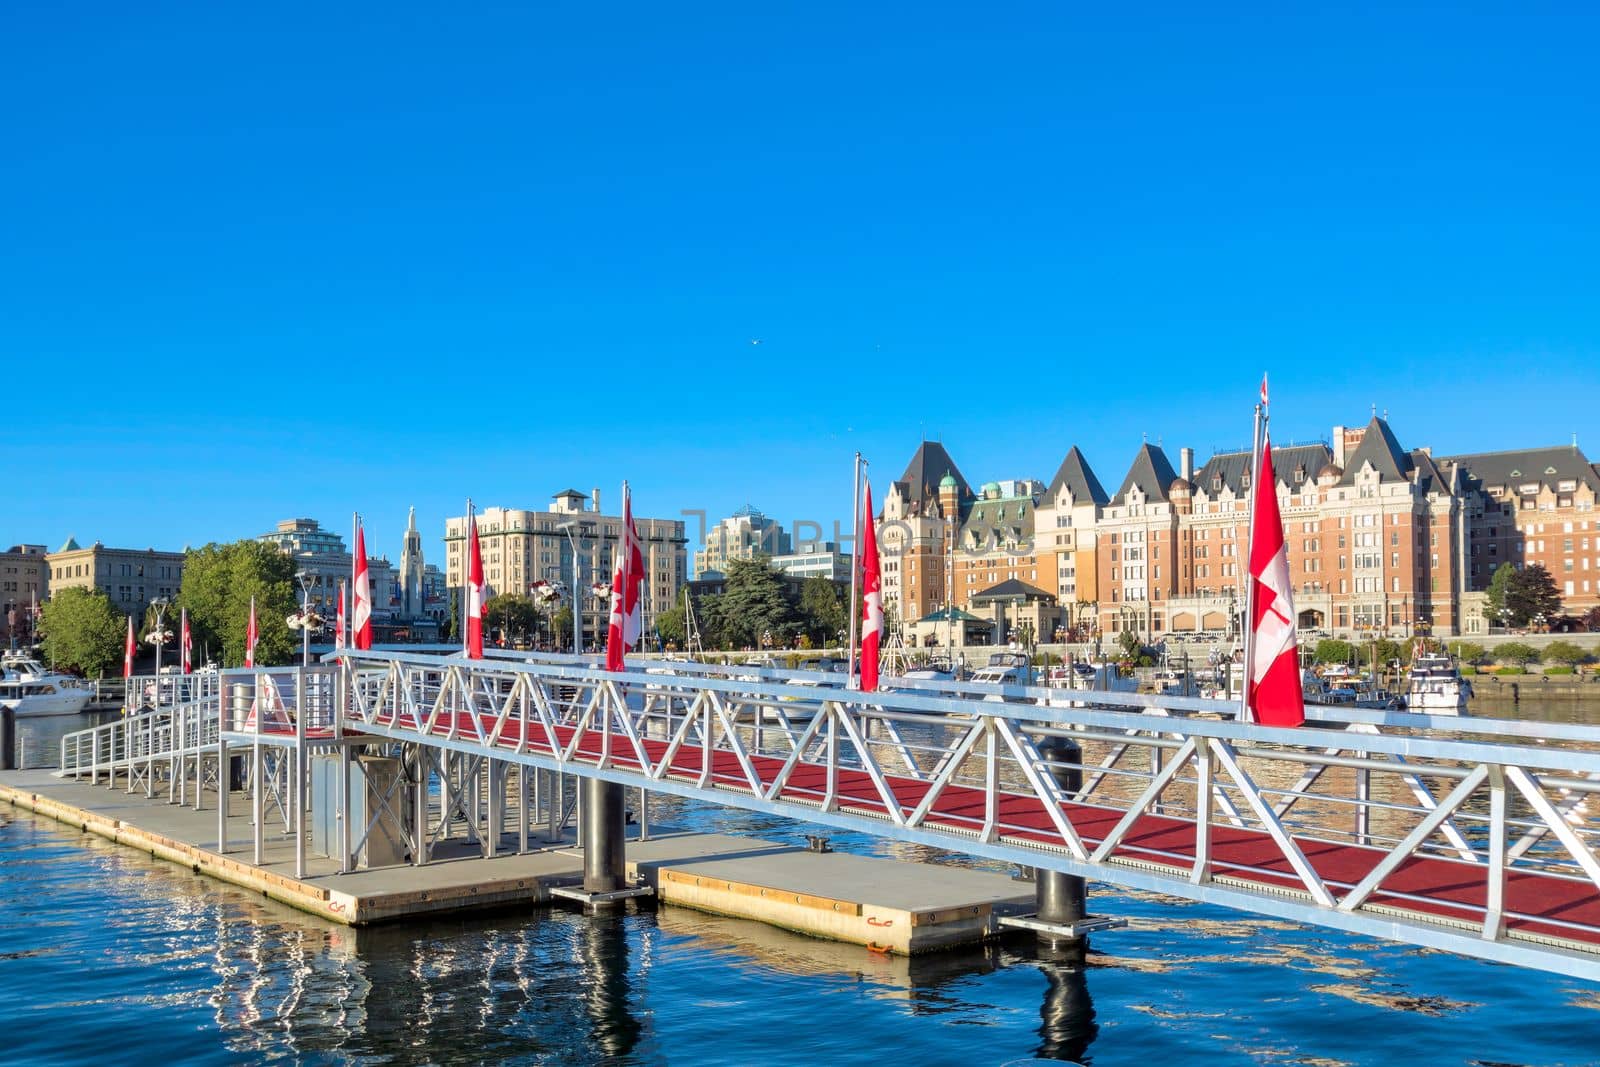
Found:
6,4 -> 1597,564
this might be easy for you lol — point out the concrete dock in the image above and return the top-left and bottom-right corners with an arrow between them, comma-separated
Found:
0,770 -> 1034,954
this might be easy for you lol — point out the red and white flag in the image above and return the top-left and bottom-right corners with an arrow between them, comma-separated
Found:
245,596 -> 258,668
605,484 -> 645,671
181,608 -> 192,673
353,521 -> 373,650
466,506 -> 487,659
1247,427 -> 1304,727
123,615 -> 135,679
335,584 -> 346,651
859,481 -> 884,692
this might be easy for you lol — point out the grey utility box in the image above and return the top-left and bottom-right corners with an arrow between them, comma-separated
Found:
310,754 -> 408,868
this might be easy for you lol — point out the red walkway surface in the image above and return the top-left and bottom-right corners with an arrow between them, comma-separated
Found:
320,707 -> 1600,953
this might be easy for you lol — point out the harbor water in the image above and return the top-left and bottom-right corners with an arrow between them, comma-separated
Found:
3,698 -> 1598,1066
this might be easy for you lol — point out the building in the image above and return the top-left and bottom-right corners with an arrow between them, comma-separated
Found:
879,442 -> 974,632
445,489 -> 687,649
878,416 -> 1600,646
771,540 -> 852,581
1443,444 -> 1600,627
46,537 -> 185,623
693,506 -> 791,577
1,544 -> 49,647
256,518 -> 408,635
967,578 -> 1061,647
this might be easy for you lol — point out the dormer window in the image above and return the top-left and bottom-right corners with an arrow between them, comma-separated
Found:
1212,475 -> 1223,492
1240,474 -> 1251,490
1294,466 -> 1306,484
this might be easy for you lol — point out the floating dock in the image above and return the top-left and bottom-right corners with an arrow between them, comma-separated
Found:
0,769 -> 1034,954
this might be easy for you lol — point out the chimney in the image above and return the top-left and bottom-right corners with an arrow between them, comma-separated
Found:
1180,447 -> 1194,482
591,487 -> 601,514
1331,425 -> 1347,467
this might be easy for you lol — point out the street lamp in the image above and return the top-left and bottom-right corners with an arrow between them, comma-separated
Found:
286,570 -> 324,668
145,597 -> 172,708
555,522 -> 584,655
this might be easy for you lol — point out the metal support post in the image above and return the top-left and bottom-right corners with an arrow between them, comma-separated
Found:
1036,735 -> 1086,932
0,707 -> 14,771
252,740 -> 264,867
581,777 -> 626,900
217,735 -> 229,854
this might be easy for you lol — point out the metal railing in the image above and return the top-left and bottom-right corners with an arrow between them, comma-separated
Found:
337,648 -> 1600,980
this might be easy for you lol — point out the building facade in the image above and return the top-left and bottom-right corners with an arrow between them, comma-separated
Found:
445,489 -> 688,649
256,518 -> 404,633
771,540 -> 852,581
875,418 -> 1599,644
693,506 -> 791,578
46,538 -> 185,623
2,544 -> 49,647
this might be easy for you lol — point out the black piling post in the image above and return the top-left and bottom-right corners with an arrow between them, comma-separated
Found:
0,707 -> 15,771
1035,735 -> 1086,933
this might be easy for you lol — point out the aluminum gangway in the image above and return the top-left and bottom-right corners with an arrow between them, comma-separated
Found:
317,648 -> 1600,981
50,649 -> 1600,980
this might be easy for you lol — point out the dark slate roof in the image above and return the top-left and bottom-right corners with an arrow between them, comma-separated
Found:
1194,443 -> 1332,496
1437,445 -> 1600,495
1113,444 -> 1180,504
892,441 -> 971,512
552,488 -> 588,499
1409,450 -> 1446,494
1045,446 -> 1110,506
971,578 -> 1056,603
959,489 -> 1037,551
1338,417 -> 1412,486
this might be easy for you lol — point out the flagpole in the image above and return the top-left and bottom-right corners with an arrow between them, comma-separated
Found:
846,453 -> 862,688
351,511 -> 359,650
463,498 -> 472,656
1241,393 -> 1265,723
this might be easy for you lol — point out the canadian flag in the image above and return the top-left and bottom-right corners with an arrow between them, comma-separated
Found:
123,615 -> 135,679
1247,424 -> 1305,727
181,608 -> 192,674
466,507 -> 487,659
859,481 -> 884,692
605,484 -> 645,671
353,521 -> 373,650
335,584 -> 346,651
245,596 -> 258,668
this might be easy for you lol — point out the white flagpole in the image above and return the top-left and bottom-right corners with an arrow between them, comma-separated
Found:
1241,392 -> 1265,722
351,511 -> 359,650
463,498 -> 472,656
847,453 -> 862,688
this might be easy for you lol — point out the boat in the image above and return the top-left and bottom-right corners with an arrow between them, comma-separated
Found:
969,651 -> 1033,686
0,658 -> 93,718
902,656 -> 956,682
1405,652 -> 1473,715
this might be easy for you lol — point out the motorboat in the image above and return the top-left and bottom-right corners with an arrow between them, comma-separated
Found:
1406,652 -> 1473,715
969,651 -> 1033,686
902,657 -> 956,682
0,658 -> 93,718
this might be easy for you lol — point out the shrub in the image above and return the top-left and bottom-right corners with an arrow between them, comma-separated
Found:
1496,642 -> 1541,667
1543,641 -> 1590,668
1544,665 -> 1575,675
1448,641 -> 1486,665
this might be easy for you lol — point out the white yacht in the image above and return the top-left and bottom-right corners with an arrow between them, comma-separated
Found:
0,658 -> 93,718
1405,652 -> 1473,715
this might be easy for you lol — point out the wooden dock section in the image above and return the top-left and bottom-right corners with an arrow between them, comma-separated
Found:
0,770 -> 1036,954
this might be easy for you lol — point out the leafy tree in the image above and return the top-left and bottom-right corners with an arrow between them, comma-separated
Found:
798,576 -> 847,647
1447,641 -> 1486,665
1485,563 -> 1516,626
717,556 -> 799,648
1371,639 -> 1404,671
1506,563 -> 1561,627
1495,641 -> 1541,667
484,594 -> 539,646
176,541 -> 297,667
38,587 -> 127,677
446,590 -> 460,643
550,606 -> 573,648
1543,640 -> 1589,667
1116,629 -> 1141,661
655,605 -> 686,648
1313,639 -> 1355,665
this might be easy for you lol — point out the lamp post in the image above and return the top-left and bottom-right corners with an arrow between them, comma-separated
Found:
145,597 -> 172,709
287,571 -> 324,668
556,523 -> 584,656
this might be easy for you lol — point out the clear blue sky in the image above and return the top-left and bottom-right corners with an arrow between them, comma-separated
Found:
6,4 -> 1597,564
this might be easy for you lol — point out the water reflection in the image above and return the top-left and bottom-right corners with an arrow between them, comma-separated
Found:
1030,940 -> 1098,1064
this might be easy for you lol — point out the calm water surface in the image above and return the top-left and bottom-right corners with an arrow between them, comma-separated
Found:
3,699 -> 1598,1065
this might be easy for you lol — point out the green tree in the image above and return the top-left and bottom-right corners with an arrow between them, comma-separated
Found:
654,605 -> 686,648
1313,639 -> 1355,666
1495,641 -> 1541,667
798,576 -> 847,647
38,587 -> 127,677
550,605 -> 573,648
176,541 -> 297,667
1506,563 -> 1562,627
718,556 -> 800,648
1485,563 -> 1516,626
484,594 -> 539,646
1371,638 -> 1404,670
446,590 -> 460,643
1543,640 -> 1589,667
